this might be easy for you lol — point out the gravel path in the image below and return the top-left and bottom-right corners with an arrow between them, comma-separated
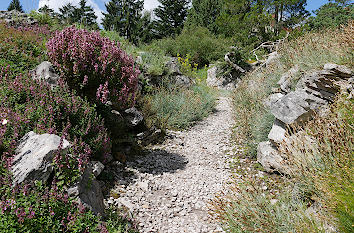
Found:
105,96 -> 236,232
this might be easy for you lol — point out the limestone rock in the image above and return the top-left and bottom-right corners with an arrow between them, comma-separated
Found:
265,51 -> 279,67
257,141 -> 290,174
31,61 -> 60,88
67,164 -> 105,215
165,57 -> 182,75
270,90 -> 327,125
11,131 -> 70,185
174,75 -> 193,87
268,119 -> 287,144
124,107 -> 144,128
296,64 -> 352,101
277,65 -> 299,93
91,161 -> 104,178
323,63 -> 352,78
0,10 -> 37,27
263,93 -> 284,109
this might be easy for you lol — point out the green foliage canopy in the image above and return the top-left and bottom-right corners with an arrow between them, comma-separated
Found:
102,0 -> 145,44
154,0 -> 190,37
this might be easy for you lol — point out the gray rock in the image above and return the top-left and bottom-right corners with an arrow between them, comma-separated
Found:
174,75 -> 193,87
268,119 -> 287,144
0,10 -> 38,27
270,90 -> 326,125
323,63 -> 352,78
31,61 -> 60,88
124,107 -> 144,127
277,65 -> 299,93
67,165 -> 105,215
91,161 -> 104,177
11,131 -> 70,185
206,65 -> 238,90
257,141 -> 290,174
165,57 -> 182,75
263,93 -> 284,109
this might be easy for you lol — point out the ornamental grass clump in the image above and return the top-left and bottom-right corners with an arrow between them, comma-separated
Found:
47,26 -> 140,108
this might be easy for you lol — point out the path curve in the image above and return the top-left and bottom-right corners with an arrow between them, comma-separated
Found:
106,96 -> 235,232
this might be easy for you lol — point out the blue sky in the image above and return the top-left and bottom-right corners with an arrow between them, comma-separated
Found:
0,0 -> 352,21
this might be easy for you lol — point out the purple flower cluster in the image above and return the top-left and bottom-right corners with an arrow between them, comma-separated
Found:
47,26 -> 140,108
0,66 -> 111,175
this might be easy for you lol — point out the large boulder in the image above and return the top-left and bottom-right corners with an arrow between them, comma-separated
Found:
31,61 -> 60,88
296,64 -> 352,102
11,131 -> 71,185
257,141 -> 290,174
269,90 -> 327,125
67,162 -> 105,215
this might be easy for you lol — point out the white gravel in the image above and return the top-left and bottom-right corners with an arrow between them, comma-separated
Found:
106,96 -> 236,232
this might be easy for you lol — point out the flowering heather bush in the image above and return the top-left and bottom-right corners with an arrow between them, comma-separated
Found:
0,23 -> 51,74
0,66 -> 111,182
47,26 -> 140,108
0,180 -> 105,232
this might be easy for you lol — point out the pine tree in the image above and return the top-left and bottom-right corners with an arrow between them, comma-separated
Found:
58,0 -> 98,28
38,5 -> 56,17
154,0 -> 190,37
216,0 -> 272,43
7,0 -> 24,13
266,0 -> 309,33
186,0 -> 222,33
76,0 -> 98,28
102,0 -> 144,44
59,3 -> 77,24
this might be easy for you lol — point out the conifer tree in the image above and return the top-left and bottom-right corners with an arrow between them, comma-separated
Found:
76,0 -> 98,27
186,0 -> 222,33
102,0 -> 144,44
154,0 -> 190,37
58,0 -> 98,28
7,0 -> 24,13
38,5 -> 56,17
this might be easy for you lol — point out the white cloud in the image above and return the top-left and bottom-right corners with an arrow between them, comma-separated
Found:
144,0 -> 160,11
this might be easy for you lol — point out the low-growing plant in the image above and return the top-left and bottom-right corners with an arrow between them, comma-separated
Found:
279,93 -> 354,232
0,23 -> 50,74
0,180 -> 105,233
0,66 -> 111,184
210,175 -> 326,232
47,26 -> 140,109
142,84 -> 216,130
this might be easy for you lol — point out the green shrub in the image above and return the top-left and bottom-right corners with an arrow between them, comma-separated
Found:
142,84 -> 216,130
0,23 -> 50,74
0,180 -> 103,233
147,26 -> 232,67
